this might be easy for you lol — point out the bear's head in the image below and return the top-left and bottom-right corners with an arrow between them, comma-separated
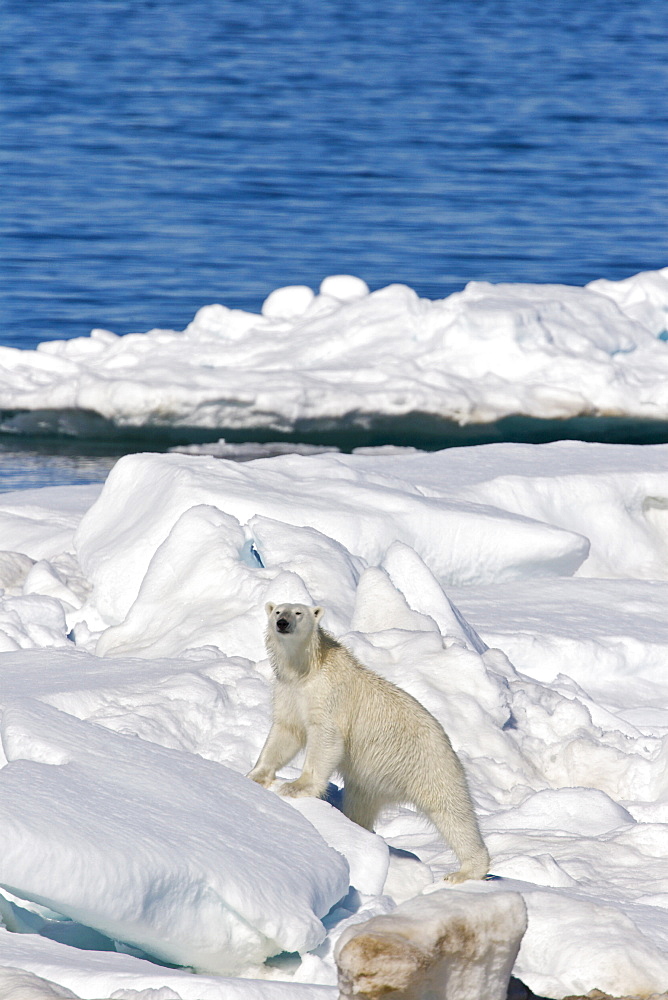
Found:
265,602 -> 323,636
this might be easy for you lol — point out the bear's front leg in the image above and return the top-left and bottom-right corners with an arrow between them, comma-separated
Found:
248,721 -> 303,788
279,723 -> 344,800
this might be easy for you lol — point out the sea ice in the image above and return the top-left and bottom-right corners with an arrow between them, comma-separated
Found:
0,440 -> 667,997
0,268 -> 667,435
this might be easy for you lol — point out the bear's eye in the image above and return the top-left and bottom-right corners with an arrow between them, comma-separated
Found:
295,611 -> 302,616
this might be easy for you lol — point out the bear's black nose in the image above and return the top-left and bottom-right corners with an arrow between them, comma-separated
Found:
276,618 -> 290,632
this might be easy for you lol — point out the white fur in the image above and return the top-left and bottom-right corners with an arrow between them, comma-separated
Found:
248,603 -> 490,882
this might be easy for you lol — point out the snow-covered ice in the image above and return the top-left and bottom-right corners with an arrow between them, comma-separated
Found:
0,698 -> 349,975
0,433 -> 668,994
1,267 -> 668,437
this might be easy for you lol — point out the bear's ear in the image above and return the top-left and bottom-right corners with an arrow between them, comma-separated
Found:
265,602 -> 276,616
312,606 -> 324,620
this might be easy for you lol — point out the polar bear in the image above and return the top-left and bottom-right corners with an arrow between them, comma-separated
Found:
248,602 -> 490,883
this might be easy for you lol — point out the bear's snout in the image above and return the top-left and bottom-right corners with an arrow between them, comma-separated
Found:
276,617 -> 291,633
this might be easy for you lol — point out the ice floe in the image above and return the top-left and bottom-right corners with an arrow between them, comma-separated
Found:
0,441 -> 666,997
1,268 -> 668,439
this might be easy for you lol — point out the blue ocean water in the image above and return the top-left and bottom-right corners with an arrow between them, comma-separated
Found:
3,0 -> 668,351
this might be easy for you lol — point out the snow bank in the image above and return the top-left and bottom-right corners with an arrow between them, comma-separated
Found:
0,486 -> 100,562
0,699 -> 349,975
514,885 -> 668,998
0,966 -> 79,1000
73,450 -> 587,639
0,441 -> 668,997
0,268 -> 667,436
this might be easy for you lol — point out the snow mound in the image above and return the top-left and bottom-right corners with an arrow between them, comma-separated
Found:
72,450 -> 588,646
0,700 -> 349,975
0,965 -> 78,999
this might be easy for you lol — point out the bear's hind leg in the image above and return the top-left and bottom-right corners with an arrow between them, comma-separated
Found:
342,782 -> 384,832
429,799 -> 490,882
